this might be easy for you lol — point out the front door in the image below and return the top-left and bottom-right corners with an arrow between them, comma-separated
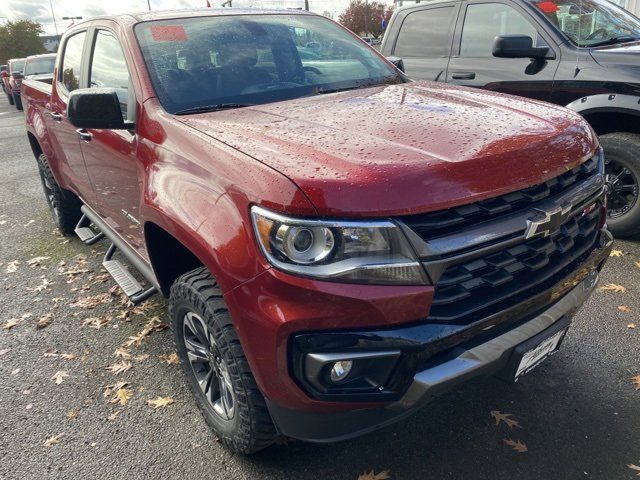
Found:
79,28 -> 146,257
446,1 -> 560,101
389,5 -> 458,81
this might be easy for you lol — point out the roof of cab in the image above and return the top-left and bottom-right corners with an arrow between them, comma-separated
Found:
69,7 -> 316,29
395,0 -> 461,11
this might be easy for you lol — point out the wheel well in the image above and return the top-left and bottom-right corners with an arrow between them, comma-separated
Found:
144,222 -> 204,296
581,110 -> 640,136
27,132 -> 43,159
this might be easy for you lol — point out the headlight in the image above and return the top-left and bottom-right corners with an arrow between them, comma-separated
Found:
251,206 -> 427,285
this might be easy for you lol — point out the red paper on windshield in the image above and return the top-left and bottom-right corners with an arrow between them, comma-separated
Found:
150,25 -> 187,42
536,1 -> 560,13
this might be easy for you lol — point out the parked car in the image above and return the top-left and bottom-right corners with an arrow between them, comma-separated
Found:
0,65 -> 6,93
22,9 -> 611,454
23,53 -> 56,82
2,58 -> 26,107
381,0 -> 640,237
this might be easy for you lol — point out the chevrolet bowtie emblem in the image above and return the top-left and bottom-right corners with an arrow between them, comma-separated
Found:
524,205 -> 572,239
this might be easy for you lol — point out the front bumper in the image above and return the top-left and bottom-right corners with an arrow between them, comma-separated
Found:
267,230 -> 611,442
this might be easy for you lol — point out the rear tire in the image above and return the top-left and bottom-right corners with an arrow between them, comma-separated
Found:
35,153 -> 82,235
169,267 -> 277,454
600,133 -> 640,238
13,93 -> 22,110
6,91 -> 14,105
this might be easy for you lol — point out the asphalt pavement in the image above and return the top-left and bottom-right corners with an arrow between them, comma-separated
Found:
1,96 -> 639,480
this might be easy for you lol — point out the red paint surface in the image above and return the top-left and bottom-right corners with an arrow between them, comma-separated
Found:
21,11 -> 600,414
150,25 -> 187,42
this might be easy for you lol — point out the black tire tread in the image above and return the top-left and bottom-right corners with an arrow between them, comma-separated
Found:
169,267 -> 276,454
36,154 -> 82,235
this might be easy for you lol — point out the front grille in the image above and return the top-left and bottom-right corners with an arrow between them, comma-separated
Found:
403,155 -> 599,241
427,205 -> 601,323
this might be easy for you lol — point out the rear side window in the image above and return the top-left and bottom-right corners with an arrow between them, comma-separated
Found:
89,30 -> 130,119
61,32 -> 86,92
393,7 -> 456,58
460,3 -> 539,57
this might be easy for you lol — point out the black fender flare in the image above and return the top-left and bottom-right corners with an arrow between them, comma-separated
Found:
565,93 -> 640,118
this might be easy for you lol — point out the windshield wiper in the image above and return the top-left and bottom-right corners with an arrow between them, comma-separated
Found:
174,103 -> 253,115
588,35 -> 640,47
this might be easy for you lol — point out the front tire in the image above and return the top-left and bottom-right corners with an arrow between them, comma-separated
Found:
169,267 -> 276,454
35,153 -> 82,234
6,91 -> 14,105
601,133 -> 640,238
13,93 -> 22,110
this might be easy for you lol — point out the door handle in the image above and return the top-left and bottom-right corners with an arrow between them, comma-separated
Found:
451,72 -> 476,80
49,111 -> 62,122
76,128 -> 92,142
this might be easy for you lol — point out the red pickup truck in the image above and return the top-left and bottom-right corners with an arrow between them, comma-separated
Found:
22,9 -> 611,453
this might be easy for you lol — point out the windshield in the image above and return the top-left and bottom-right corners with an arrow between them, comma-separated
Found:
24,56 -> 56,76
135,14 -> 402,114
533,0 -> 640,46
10,60 -> 26,73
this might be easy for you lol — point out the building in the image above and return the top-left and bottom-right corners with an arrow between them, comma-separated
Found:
40,35 -> 61,53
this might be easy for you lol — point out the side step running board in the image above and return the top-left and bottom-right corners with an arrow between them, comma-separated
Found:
75,214 -> 105,245
80,205 -> 160,305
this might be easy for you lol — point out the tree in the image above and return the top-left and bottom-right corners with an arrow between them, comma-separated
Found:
338,0 -> 394,38
0,21 -> 46,65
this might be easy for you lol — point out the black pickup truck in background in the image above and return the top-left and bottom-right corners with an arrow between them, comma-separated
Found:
382,0 -> 640,237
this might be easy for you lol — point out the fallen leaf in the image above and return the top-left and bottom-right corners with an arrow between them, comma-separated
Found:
113,347 -> 131,359
27,256 -> 50,267
599,283 -> 626,293
81,316 -> 110,329
609,250 -> 624,257
36,314 -> 53,330
70,293 -> 112,309
357,470 -> 391,480
6,260 -> 19,273
103,381 -> 129,398
44,349 -> 58,357
618,306 -> 632,313
111,388 -> 133,406
0,348 -> 10,356
60,353 -> 76,360
107,410 -> 121,421
147,396 -> 175,409
491,410 -> 521,429
11,368 -> 20,375
628,323 -> 636,329
504,438 -> 528,453
3,318 -> 19,330
158,353 -> 180,365
635,261 -> 640,269
28,278 -> 54,293
51,371 -> 69,385
44,433 -> 64,447
67,410 -> 78,420
631,375 -> 640,390
106,361 -> 132,375
134,354 -> 149,361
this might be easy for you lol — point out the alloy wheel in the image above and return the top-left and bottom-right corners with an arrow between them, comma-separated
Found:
182,311 -> 235,420
606,158 -> 639,219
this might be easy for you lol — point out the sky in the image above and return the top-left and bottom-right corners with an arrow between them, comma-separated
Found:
0,0 -> 395,35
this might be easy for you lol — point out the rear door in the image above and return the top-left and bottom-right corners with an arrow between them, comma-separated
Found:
386,5 -> 459,81
48,30 -> 96,203
79,26 -> 146,256
446,0 -> 559,100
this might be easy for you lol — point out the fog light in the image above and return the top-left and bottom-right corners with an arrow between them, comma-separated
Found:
329,360 -> 353,383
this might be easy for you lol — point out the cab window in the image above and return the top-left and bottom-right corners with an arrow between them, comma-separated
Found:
61,32 -> 86,92
89,30 -> 131,119
460,3 -> 542,57
394,7 -> 457,57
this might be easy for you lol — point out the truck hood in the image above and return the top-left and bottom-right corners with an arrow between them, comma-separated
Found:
178,82 -> 597,217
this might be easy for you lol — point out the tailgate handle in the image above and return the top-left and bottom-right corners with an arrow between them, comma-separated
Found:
76,129 -> 92,142
49,112 -> 62,122
451,72 -> 476,80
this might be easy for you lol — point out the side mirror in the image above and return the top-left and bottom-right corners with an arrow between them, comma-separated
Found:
386,56 -> 405,73
11,72 -> 23,80
493,35 -> 551,60
67,88 -> 132,130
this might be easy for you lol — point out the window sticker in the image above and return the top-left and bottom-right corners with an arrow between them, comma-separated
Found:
150,25 -> 188,42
